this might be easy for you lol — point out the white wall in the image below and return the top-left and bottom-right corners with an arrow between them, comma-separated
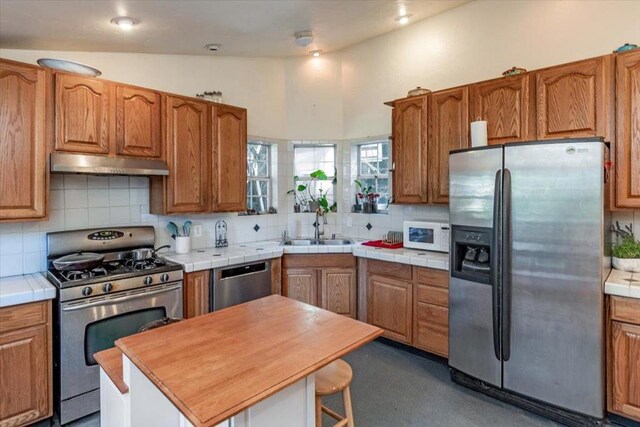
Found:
283,53 -> 343,140
0,49 -> 286,138
340,0 -> 640,138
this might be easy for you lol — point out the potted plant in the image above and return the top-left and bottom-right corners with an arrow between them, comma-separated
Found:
355,180 -> 380,213
611,222 -> 640,272
288,169 -> 336,213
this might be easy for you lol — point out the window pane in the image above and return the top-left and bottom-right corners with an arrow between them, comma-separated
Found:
294,146 -> 335,178
357,141 -> 390,209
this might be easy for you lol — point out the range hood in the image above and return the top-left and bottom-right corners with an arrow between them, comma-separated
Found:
50,153 -> 169,176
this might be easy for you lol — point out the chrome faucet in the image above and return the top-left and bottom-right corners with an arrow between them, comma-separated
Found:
314,209 -> 328,240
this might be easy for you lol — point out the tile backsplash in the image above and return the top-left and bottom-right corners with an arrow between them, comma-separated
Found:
2,136 -> 634,278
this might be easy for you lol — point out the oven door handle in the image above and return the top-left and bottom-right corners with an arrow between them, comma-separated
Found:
61,283 -> 182,311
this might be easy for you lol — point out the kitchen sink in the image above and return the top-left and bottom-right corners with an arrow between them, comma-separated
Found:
282,238 -> 354,246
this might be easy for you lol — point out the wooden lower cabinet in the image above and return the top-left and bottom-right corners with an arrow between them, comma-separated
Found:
283,268 -> 318,306
367,275 -> 413,344
183,270 -> 210,319
608,296 -> 640,421
282,255 -> 357,318
364,260 -> 449,357
0,301 -> 52,426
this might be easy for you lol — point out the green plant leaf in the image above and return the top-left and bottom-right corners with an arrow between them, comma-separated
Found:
310,169 -> 328,180
286,189 -> 295,194
354,179 -> 362,188
297,184 -> 307,192
319,198 -> 329,210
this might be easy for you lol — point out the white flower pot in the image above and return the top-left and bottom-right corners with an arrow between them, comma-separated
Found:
612,257 -> 640,272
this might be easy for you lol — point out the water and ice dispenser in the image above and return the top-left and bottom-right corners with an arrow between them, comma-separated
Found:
451,226 -> 494,284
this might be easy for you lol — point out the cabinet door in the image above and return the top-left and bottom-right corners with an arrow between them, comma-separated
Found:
55,73 -> 112,154
164,95 -> 210,213
392,96 -> 428,204
615,49 -> 640,209
0,324 -> 50,425
535,56 -> 613,141
610,321 -> 640,420
320,268 -> 357,318
367,275 -> 412,344
0,59 -> 47,221
115,85 -> 162,158
470,74 -> 533,145
211,104 -> 247,212
428,87 -> 469,204
283,268 -> 318,306
183,270 -> 210,319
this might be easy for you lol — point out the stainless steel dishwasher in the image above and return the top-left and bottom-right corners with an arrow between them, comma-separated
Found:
210,260 -> 272,311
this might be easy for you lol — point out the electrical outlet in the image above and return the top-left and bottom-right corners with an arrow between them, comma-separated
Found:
193,225 -> 203,237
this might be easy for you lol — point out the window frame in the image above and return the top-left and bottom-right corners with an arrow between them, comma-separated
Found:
356,140 -> 390,211
246,141 -> 272,213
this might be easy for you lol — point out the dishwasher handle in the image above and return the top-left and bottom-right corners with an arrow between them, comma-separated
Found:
219,262 -> 268,280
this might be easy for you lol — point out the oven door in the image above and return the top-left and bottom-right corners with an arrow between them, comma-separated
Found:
58,282 -> 182,400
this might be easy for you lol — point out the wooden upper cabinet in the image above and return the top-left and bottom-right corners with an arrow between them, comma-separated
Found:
211,104 -> 247,212
55,73 -> 113,154
535,55 -> 613,141
428,87 -> 469,204
470,74 -> 533,145
0,59 -> 47,221
163,95 -> 210,213
115,85 -> 162,158
615,49 -> 640,209
392,95 -> 429,204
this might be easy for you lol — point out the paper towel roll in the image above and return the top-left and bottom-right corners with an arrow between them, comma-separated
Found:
471,120 -> 488,147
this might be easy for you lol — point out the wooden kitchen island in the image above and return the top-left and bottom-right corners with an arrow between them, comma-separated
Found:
97,295 -> 382,427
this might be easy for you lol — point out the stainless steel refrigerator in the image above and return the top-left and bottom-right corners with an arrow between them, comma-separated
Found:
448,138 -> 610,426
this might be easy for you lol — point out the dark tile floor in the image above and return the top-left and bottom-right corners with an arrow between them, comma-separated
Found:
59,340 -> 594,426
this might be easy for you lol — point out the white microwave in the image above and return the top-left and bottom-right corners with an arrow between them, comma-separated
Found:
403,220 -> 450,253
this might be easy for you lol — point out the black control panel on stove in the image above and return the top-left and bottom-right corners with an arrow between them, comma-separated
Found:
87,230 -> 125,241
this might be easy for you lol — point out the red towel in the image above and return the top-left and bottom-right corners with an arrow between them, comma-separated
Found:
362,240 -> 404,249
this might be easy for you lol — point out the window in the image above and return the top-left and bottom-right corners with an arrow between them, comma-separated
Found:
357,141 -> 390,210
293,145 -> 336,210
246,142 -> 271,212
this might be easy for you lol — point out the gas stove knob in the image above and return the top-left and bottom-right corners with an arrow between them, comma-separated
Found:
160,273 -> 169,282
102,283 -> 113,293
144,276 -> 153,285
81,287 -> 93,296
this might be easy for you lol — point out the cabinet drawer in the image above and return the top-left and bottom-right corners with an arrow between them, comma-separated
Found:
416,302 -> 448,326
367,260 -> 412,281
415,320 -> 448,357
0,301 -> 49,334
416,284 -> 448,307
610,296 -> 640,325
416,267 -> 448,289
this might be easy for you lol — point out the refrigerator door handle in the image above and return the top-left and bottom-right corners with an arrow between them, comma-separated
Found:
492,169 -> 502,361
502,168 -> 512,362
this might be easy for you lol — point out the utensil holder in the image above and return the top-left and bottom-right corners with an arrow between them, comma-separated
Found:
175,236 -> 191,254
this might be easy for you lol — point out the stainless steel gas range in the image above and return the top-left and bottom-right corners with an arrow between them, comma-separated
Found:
45,226 -> 183,425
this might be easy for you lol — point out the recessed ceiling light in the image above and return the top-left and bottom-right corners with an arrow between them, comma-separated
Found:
110,16 -> 137,30
295,31 -> 314,47
310,50 -> 322,57
204,43 -> 223,52
395,14 -> 412,25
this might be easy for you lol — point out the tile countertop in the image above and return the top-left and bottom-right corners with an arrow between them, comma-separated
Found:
605,269 -> 640,300
0,273 -> 57,308
161,239 -> 449,273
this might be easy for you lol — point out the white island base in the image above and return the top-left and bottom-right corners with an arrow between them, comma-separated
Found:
100,354 -> 316,427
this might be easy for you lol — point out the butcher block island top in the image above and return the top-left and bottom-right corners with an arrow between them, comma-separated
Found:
115,295 -> 383,427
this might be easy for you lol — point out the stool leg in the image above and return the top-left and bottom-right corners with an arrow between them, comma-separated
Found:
315,396 -> 323,427
343,386 -> 354,427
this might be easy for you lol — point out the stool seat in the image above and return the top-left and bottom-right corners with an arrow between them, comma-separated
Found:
315,359 -> 353,396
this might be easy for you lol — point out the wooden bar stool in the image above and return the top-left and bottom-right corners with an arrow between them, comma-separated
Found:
315,359 -> 355,427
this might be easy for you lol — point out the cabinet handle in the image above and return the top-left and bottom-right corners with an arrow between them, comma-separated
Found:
389,162 -> 396,172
